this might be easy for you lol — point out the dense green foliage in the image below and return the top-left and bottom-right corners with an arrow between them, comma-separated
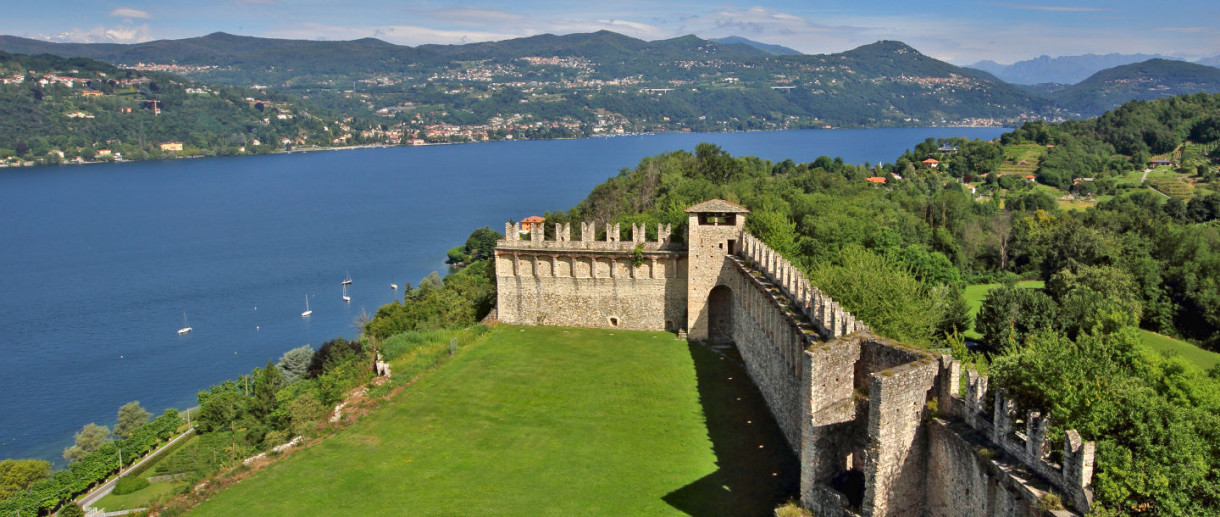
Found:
0,460 -> 50,499
111,475 -> 149,496
367,228 -> 500,339
0,410 -> 179,515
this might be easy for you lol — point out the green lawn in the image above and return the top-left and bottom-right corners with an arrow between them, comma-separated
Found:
1139,329 -> 1220,370
190,325 -> 797,516
95,478 -> 182,511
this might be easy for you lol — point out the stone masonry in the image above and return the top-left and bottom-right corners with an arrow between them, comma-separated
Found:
494,200 -> 1095,515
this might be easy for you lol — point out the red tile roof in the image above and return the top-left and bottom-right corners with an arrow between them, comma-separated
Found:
866,177 -> 887,184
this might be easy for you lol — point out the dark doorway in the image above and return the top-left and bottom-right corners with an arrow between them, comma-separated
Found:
707,285 -> 733,345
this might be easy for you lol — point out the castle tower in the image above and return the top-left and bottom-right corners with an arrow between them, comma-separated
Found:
684,199 -> 748,341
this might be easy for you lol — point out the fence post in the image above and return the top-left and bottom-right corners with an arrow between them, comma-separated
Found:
450,337 -> 456,356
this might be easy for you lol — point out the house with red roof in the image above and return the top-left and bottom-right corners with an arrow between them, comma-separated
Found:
866,177 -> 887,184
520,215 -> 546,234
921,158 -> 939,168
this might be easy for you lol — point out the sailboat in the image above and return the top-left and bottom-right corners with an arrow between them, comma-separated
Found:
342,284 -> 351,302
178,312 -> 192,335
301,295 -> 312,318
342,270 -> 352,286
390,283 -> 398,290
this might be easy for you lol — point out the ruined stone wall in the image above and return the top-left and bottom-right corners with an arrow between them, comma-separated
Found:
862,356 -> 939,516
495,222 -> 687,331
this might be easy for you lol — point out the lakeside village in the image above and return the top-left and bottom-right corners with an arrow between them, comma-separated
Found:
0,54 -> 1026,169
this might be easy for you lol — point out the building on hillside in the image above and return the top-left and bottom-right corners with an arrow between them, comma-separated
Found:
160,142 -> 183,152
937,145 -> 958,153
493,199 -> 1097,516
81,90 -> 103,97
921,158 -> 939,168
866,176 -> 887,184
519,215 -> 546,234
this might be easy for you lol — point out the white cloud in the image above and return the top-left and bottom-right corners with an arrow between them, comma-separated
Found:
268,22 -> 519,46
404,8 -> 528,27
982,3 -> 1110,12
109,8 -> 151,19
40,24 -> 154,44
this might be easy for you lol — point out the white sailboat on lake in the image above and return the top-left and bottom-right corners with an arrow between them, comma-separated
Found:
178,312 -> 192,335
342,284 -> 351,302
301,295 -> 312,318
342,270 -> 352,286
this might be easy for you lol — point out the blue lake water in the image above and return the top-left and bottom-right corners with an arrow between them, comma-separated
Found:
0,127 -> 1006,464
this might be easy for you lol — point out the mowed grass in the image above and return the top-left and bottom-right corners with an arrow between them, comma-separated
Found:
1139,329 -> 1220,370
191,325 -> 797,516
96,479 -> 181,511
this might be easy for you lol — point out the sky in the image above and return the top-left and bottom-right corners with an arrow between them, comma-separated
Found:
1,1 -> 1217,65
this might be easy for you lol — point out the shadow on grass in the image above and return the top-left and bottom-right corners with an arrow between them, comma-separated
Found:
662,342 -> 800,516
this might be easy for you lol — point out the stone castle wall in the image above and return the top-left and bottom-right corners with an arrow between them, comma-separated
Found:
493,201 -> 1095,516
495,222 -> 687,331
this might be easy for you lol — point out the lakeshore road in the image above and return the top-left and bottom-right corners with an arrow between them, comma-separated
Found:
76,427 -> 196,512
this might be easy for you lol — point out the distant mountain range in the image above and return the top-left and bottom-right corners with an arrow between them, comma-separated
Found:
968,53 -> 1180,85
711,36 -> 802,56
1,30 -> 1218,129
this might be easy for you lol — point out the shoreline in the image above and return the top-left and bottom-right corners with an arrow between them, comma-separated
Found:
0,124 -> 1011,171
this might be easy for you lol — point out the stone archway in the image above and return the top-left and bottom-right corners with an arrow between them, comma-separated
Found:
707,285 -> 733,344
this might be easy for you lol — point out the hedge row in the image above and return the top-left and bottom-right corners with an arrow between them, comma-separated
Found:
0,410 -> 180,515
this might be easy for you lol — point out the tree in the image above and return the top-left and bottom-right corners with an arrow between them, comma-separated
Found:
808,245 -> 944,345
59,502 -> 85,517
975,286 -> 1058,351
693,142 -> 743,184
114,401 -> 152,439
277,345 -> 314,384
0,459 -> 50,499
63,423 -> 111,462
250,360 -> 284,424
464,227 -> 503,262
196,391 -> 246,433
289,391 -> 329,437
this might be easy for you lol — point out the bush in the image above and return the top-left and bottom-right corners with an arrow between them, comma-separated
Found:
112,475 -> 149,495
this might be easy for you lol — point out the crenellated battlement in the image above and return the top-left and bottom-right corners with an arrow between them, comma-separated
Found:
737,233 -> 868,340
499,220 -> 678,252
947,367 -> 1095,513
493,200 -> 1091,516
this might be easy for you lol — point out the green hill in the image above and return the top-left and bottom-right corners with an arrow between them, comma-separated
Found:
1053,59 -> 1220,116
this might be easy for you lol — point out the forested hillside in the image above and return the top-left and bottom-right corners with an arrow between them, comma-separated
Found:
0,52 -> 337,164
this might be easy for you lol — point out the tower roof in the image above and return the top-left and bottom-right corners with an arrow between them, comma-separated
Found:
684,199 -> 749,213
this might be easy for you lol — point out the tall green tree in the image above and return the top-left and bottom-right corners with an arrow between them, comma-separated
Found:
114,401 -> 152,439
62,423 -> 111,462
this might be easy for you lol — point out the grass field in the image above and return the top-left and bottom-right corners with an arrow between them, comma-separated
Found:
190,325 -> 797,516
1139,329 -> 1220,370
95,479 -> 181,511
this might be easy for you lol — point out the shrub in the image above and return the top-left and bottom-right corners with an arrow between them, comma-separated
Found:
112,475 -> 149,495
